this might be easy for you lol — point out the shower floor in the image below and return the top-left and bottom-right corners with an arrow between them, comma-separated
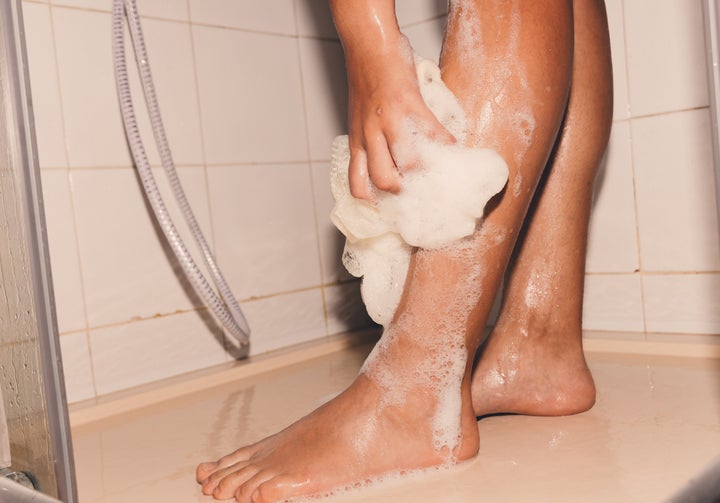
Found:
70,332 -> 720,503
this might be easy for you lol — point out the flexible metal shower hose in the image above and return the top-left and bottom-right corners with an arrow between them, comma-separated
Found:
111,0 -> 250,346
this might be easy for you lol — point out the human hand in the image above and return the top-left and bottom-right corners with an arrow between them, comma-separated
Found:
344,37 -> 456,200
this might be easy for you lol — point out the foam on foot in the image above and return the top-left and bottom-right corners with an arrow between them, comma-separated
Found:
330,56 -> 508,325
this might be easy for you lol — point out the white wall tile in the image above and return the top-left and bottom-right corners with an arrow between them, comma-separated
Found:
207,164 -> 322,299
605,0 -> 630,121
324,282 -> 374,336
71,167 -> 214,327
586,121 -> 639,273
52,8 -> 131,167
403,17 -> 445,64
53,8 -> 203,168
632,109 -> 720,272
22,2 -> 67,168
59,332 -> 95,403
49,0 -> 111,10
624,0 -> 708,116
396,0 -> 447,28
50,0 -> 189,21
192,26 -> 307,164
643,273 -> 720,334
294,0 -> 337,39
189,0 -> 295,35
241,289 -> 327,355
90,311 -> 228,395
310,162 -> 352,284
298,39 -> 347,161
130,0 -> 189,21
583,273 -> 644,332
41,170 -> 87,333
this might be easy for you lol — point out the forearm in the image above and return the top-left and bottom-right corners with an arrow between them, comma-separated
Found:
329,0 -> 407,61
329,0 -> 454,198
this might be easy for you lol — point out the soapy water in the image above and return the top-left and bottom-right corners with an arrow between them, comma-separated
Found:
330,56 -> 509,326
285,459 -> 475,503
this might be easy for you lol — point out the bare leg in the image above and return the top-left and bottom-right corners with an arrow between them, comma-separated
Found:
471,0 -> 613,417
196,1 -> 574,501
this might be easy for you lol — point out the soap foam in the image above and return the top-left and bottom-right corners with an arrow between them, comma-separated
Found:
286,455 -> 474,503
330,56 -> 509,326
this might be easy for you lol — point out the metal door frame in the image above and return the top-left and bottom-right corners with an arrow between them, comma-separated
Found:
0,0 -> 77,501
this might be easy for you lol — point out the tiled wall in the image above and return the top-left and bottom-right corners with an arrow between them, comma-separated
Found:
20,0 -> 720,404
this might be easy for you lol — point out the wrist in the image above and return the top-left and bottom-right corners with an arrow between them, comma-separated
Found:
330,0 -> 406,59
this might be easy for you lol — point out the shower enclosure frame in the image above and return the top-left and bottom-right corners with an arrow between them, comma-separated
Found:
704,0 -> 720,232
0,0 -> 77,501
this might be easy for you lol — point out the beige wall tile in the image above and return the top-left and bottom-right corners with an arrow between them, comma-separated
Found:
298,39 -> 347,161
403,17 -> 445,64
52,8 -> 132,167
90,311 -> 228,395
643,273 -> 720,334
632,109 -> 719,272
240,289 -> 327,355
310,162 -> 352,285
605,0 -> 630,121
294,0 -> 337,39
587,121 -> 639,273
23,2 -> 67,168
396,0 -> 447,28
50,0 -> 189,21
59,332 -> 95,403
192,26 -> 307,164
207,164 -> 322,299
41,170 -> 87,333
624,0 -> 708,116
188,0 -> 295,35
583,273 -> 645,332
71,167 -> 213,327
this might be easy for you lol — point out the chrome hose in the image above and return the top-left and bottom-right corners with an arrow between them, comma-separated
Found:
111,0 -> 250,346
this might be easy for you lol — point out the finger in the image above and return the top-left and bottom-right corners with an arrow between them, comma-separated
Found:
366,132 -> 402,194
348,147 -> 373,200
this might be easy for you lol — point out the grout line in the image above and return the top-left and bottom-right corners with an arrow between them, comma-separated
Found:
292,12 -> 332,337
620,0 -> 649,334
628,105 -> 711,122
64,160 -> 317,170
74,284 -> 336,334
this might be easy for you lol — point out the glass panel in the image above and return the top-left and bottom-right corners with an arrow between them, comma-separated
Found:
0,0 -> 76,501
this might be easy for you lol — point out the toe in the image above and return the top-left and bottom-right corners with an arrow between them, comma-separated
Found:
196,462 -> 216,483
203,461 -> 251,495
198,446 -> 257,484
234,470 -> 275,503
209,464 -> 260,501
251,474 -> 305,503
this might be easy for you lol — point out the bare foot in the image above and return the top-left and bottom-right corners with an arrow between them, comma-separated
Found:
471,323 -> 596,417
197,324 -> 479,502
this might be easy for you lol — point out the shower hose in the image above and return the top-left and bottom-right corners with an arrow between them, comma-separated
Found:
111,0 -> 251,347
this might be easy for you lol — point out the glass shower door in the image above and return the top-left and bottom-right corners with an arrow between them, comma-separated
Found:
0,0 -> 77,501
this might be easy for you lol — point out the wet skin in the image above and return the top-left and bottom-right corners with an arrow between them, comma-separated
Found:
197,0 -> 612,501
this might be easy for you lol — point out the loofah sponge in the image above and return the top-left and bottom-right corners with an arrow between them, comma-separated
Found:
330,56 -> 509,326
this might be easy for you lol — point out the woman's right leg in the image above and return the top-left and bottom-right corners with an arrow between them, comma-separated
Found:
196,1 -> 574,502
470,0 -> 614,417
